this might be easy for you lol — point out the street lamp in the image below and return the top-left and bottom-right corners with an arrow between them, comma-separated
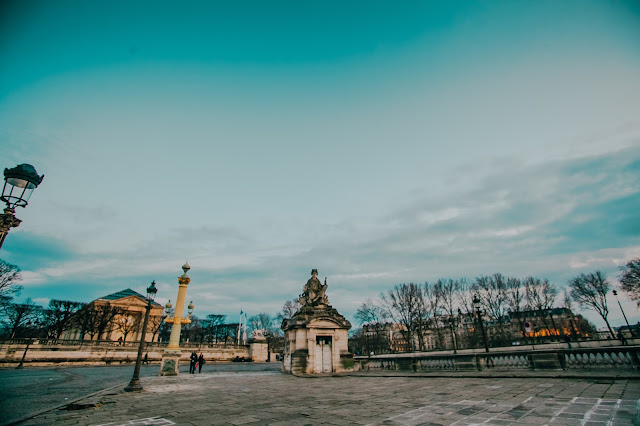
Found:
473,295 -> 489,352
16,320 -> 33,370
612,290 -> 634,338
448,316 -> 458,354
124,280 -> 157,392
0,164 -> 44,250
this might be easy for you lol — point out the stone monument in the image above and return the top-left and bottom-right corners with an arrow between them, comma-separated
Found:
281,269 -> 353,375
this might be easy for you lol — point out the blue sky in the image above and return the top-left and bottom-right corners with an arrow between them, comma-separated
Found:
1,0 -> 639,329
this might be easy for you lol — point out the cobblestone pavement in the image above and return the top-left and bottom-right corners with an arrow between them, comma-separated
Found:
18,372 -> 640,425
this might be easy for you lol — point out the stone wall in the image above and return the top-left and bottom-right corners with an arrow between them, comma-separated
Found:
0,341 -> 255,367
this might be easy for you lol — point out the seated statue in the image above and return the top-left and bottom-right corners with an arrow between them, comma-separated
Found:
299,269 -> 329,307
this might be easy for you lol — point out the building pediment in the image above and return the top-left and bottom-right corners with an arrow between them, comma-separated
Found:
308,318 -> 344,328
117,295 -> 150,307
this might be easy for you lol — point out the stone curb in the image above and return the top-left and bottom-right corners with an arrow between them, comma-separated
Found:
3,382 -> 127,426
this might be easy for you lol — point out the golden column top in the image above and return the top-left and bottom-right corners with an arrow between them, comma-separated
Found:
178,261 -> 191,285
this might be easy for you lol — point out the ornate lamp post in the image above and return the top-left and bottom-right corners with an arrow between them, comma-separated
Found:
612,290 -> 634,338
159,263 -> 193,376
0,164 -> 44,250
473,295 -> 489,352
124,280 -> 157,392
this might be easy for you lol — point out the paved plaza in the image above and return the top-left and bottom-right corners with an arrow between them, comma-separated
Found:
14,370 -> 640,425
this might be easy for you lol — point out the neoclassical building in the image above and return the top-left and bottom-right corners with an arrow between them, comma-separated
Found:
63,288 -> 165,342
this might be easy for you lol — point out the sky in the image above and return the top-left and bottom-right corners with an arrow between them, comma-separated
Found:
1,0 -> 639,331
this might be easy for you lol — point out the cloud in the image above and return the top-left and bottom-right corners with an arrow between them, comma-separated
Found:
11,144 -> 640,329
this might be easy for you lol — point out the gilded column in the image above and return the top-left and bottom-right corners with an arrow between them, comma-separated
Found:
159,262 -> 193,376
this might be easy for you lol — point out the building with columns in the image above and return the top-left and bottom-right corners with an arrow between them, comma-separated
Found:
63,289 -> 165,342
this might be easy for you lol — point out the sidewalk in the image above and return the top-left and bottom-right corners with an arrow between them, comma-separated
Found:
16,369 -> 640,425
344,369 -> 640,381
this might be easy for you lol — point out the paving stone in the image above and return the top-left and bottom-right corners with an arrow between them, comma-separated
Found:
15,373 -> 640,425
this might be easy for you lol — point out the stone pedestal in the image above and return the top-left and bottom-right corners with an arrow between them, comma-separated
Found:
249,330 -> 269,362
282,304 -> 352,375
159,350 -> 181,376
249,340 -> 269,362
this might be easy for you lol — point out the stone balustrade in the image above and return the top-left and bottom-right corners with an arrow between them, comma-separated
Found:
0,339 -> 272,367
354,346 -> 640,373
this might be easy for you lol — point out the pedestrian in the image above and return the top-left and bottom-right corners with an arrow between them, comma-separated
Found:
189,351 -> 197,374
563,334 -> 572,350
143,352 -> 149,364
198,353 -> 205,373
117,336 -> 123,346
617,331 -> 628,346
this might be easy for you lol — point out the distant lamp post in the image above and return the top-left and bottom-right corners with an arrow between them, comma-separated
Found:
16,320 -> 33,370
160,263 -> 193,376
612,290 -> 634,338
124,280 -> 157,392
0,164 -> 44,250
448,316 -> 458,354
473,295 -> 489,352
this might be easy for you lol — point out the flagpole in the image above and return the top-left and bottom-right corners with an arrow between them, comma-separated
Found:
243,312 -> 248,344
237,310 -> 242,345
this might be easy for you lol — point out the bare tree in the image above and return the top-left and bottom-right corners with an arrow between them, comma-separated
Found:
456,278 -> 474,316
435,278 -> 462,350
248,312 -> 275,336
73,303 -> 124,341
524,277 -> 559,338
619,258 -> 640,306
96,304 -> 124,340
355,298 -> 390,354
505,277 -> 528,341
568,271 -> 615,338
436,279 -> 459,318
248,312 -> 280,358
355,299 -> 387,325
562,289 -> 579,337
73,304 -> 99,341
382,283 -> 425,351
114,314 -> 140,342
203,314 -> 226,343
423,281 -> 442,349
0,259 -> 22,297
43,300 -> 85,339
149,313 -> 166,343
1,298 -> 41,338
276,299 -> 301,327
474,274 -> 509,344
281,299 -> 301,319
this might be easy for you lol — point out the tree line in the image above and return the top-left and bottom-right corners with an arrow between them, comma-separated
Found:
0,259 -> 301,349
351,261 -> 640,353
2,257 -> 639,348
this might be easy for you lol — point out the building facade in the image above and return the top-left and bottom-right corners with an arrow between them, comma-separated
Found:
63,289 -> 164,342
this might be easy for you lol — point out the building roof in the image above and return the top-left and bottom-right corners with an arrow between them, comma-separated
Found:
98,288 -> 163,307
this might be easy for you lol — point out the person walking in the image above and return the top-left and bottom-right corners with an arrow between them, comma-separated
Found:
189,351 -> 197,374
198,353 -> 205,373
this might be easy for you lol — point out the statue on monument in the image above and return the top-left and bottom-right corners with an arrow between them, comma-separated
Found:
298,269 -> 329,307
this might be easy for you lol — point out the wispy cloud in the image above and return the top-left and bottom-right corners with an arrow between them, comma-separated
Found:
13,143 -> 638,329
